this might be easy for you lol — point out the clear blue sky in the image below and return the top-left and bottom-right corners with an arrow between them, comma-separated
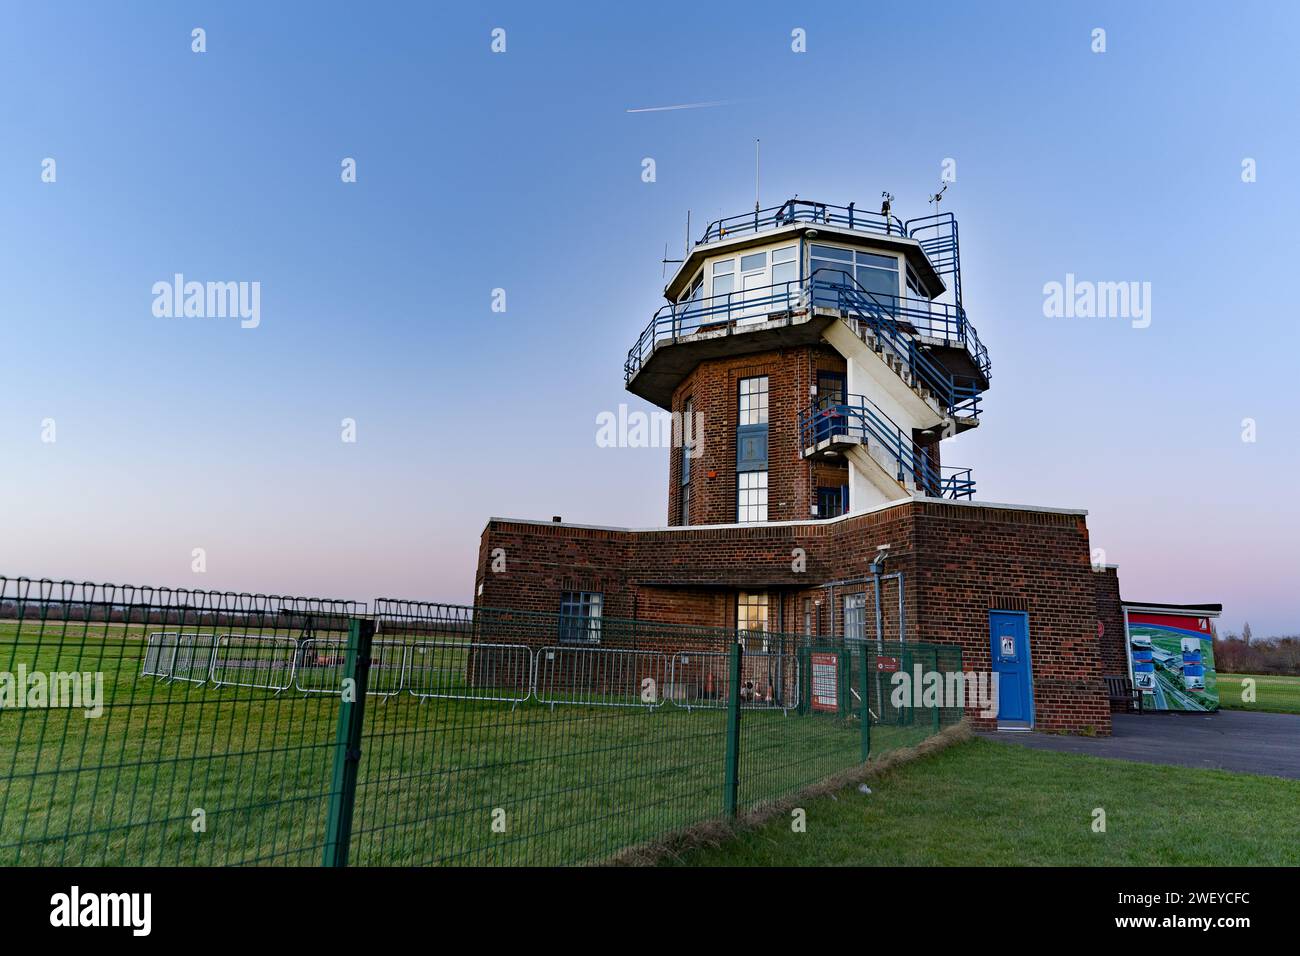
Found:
2,1 -> 1297,635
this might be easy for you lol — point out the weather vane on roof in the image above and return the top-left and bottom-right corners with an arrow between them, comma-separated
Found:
929,182 -> 948,212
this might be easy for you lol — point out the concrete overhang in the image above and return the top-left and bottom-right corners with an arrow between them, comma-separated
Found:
625,310 -> 836,410
664,223 -> 947,303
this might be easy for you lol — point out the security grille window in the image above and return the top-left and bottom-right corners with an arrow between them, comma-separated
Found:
844,592 -> 867,642
737,470 -> 768,523
738,376 -> 769,426
737,591 -> 769,651
558,591 -> 603,644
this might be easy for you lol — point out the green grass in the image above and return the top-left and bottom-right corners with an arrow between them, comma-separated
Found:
669,738 -> 1300,866
0,620 -> 945,866
1215,673 -> 1300,714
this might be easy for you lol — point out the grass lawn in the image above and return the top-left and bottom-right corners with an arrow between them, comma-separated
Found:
669,737 -> 1300,866
1215,673 -> 1300,715
0,620 -> 944,866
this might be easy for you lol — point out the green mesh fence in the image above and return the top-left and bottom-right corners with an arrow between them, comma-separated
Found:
0,576 -> 964,866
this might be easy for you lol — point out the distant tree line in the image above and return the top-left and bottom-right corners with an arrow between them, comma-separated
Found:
1215,623 -> 1300,675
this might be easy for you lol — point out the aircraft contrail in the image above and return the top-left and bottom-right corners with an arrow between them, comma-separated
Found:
625,100 -> 729,113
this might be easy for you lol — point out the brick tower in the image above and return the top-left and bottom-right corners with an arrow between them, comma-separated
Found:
624,197 -> 990,527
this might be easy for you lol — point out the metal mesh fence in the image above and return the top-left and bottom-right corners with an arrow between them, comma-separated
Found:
0,576 -> 964,866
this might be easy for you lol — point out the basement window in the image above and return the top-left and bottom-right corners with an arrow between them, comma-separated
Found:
558,591 -> 603,644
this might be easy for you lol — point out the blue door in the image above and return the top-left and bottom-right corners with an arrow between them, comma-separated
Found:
989,611 -> 1033,726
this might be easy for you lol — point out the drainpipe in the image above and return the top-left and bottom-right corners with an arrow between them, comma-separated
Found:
869,545 -> 890,645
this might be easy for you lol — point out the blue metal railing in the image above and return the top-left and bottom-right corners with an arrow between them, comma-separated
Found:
904,212 -> 962,310
797,393 -> 975,500
624,270 -> 989,395
697,199 -> 907,245
823,272 -> 982,421
694,199 -> 965,317
623,276 -> 807,383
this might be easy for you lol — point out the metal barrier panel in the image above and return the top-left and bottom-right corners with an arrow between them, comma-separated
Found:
140,631 -> 177,678
210,635 -> 298,691
405,641 -> 532,703
668,650 -> 800,711
294,638 -> 406,698
172,633 -> 219,685
534,645 -> 669,708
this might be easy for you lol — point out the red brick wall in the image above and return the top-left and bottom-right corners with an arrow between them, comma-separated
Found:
1094,567 -> 1128,683
476,499 -> 1112,735
910,503 -> 1111,735
666,346 -> 845,526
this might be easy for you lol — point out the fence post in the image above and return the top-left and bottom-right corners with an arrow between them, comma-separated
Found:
860,645 -> 871,762
723,640 -> 742,818
323,616 -> 375,867
933,647 -> 942,734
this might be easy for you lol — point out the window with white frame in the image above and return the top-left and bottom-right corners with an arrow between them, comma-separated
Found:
843,592 -> 867,642
737,591 -> 769,651
558,591 -> 603,644
708,245 -> 798,303
738,376 -> 769,426
737,471 -> 768,523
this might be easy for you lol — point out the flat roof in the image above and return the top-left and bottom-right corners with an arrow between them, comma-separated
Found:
1123,601 -> 1223,615
486,495 -> 1088,537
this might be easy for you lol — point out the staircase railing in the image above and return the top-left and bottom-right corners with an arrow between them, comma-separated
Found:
811,269 -> 981,421
797,393 -> 975,500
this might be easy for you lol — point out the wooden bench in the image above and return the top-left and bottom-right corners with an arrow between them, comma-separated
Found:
1104,675 -> 1144,713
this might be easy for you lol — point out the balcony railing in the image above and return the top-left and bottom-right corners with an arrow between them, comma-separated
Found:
797,393 -> 975,501
624,276 -> 808,383
625,270 -> 987,421
697,199 -> 907,245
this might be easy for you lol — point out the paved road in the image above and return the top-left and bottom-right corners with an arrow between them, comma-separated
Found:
982,711 -> 1300,780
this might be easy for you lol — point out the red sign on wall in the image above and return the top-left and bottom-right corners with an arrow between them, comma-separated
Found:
876,656 -> 900,673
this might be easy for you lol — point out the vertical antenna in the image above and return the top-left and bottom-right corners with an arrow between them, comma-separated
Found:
685,210 -> 691,253
754,138 -> 761,214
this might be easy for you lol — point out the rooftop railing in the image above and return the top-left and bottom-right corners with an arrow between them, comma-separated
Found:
697,199 -> 907,245
797,393 -> 975,500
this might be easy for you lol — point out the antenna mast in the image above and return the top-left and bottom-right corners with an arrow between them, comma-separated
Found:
754,138 -> 761,214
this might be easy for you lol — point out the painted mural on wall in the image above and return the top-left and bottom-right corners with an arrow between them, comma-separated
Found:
1126,612 -> 1219,712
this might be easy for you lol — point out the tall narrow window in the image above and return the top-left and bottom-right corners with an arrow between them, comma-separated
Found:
679,397 -> 693,526
844,592 -> 867,642
737,592 -> 769,651
736,376 -> 769,522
